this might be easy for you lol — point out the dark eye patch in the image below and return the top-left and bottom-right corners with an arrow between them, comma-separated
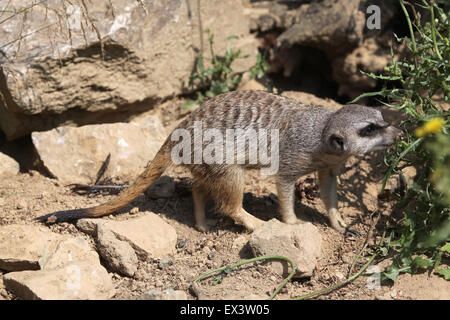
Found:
359,123 -> 382,137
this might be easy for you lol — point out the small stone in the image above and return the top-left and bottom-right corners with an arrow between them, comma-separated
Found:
232,235 -> 249,250
16,200 -> 27,210
207,253 -> 215,260
335,272 -> 345,281
176,240 -> 186,249
96,226 -> 138,277
158,257 -> 173,270
129,207 -> 139,214
391,289 -> 398,299
140,288 -> 187,300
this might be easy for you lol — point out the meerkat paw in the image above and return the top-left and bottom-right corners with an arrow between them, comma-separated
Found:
283,216 -> 302,225
344,228 -> 360,238
329,214 -> 360,237
329,214 -> 348,234
195,222 -> 209,233
237,214 -> 264,232
242,218 -> 264,232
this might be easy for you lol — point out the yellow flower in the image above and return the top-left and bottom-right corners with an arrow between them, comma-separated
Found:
415,117 -> 445,137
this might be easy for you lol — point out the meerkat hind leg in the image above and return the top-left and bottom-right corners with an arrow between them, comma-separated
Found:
211,168 -> 264,232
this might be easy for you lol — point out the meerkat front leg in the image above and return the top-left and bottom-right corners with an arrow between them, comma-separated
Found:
192,186 -> 209,232
318,167 -> 348,234
276,177 -> 299,224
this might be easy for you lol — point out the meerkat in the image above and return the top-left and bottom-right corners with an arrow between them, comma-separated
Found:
37,90 -> 401,234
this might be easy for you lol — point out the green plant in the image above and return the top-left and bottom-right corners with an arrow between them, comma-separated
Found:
353,0 -> 450,282
182,29 -> 269,110
191,255 -> 297,300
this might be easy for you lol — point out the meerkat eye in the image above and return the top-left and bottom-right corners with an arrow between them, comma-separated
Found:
359,123 -> 380,137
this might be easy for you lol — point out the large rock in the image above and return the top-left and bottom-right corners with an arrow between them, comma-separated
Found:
0,152 -> 20,176
77,212 -> 177,259
43,237 -> 101,270
31,114 -> 167,184
0,225 -> 64,271
249,219 -> 321,278
277,0 -> 364,55
276,0 -> 397,53
3,261 -> 115,300
0,224 -> 115,299
254,0 -> 399,97
0,0 -> 258,140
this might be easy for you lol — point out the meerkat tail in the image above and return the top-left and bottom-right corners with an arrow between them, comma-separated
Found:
35,145 -> 172,224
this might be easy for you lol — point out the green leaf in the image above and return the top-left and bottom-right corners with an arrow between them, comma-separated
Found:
181,100 -> 200,111
440,242 -> 450,253
348,89 -> 391,104
435,267 -> 450,280
382,265 -> 401,282
226,35 -> 238,41
412,256 -> 433,267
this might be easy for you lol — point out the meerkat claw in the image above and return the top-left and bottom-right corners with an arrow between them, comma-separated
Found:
344,228 -> 361,238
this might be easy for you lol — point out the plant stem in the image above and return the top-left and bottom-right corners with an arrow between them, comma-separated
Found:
400,0 -> 418,68
192,255 -> 297,300
425,0 -> 444,60
292,254 -> 377,300
381,138 -> 423,192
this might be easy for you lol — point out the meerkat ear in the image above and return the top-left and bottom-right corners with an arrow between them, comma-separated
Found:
328,134 -> 347,154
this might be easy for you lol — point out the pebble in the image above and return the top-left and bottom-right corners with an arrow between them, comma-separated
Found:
176,239 -> 186,249
158,257 -> 173,270
390,289 -> 398,299
335,272 -> 345,280
140,288 -> 187,300
16,200 -> 27,210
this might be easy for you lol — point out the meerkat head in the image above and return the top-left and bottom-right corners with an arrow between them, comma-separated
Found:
322,105 -> 402,156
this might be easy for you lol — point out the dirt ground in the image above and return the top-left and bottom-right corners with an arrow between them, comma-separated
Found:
0,98 -> 449,300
